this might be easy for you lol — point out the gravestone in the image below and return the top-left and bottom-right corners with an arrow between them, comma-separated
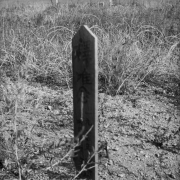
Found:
72,25 -> 98,180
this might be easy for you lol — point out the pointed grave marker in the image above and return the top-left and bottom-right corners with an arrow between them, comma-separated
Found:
72,25 -> 98,180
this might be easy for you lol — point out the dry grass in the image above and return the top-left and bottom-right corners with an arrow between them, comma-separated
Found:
0,1 -> 180,179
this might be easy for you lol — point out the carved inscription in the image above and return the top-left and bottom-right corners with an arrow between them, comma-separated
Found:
77,68 -> 92,85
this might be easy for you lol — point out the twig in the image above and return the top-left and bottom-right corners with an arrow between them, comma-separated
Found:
72,151 -> 97,180
45,125 -> 94,171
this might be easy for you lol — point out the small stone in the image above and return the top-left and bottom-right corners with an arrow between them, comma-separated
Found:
118,173 -> 125,178
53,109 -> 59,115
47,105 -> 52,111
155,153 -> 159,158
108,160 -> 114,165
112,147 -> 118,151
145,154 -> 149,158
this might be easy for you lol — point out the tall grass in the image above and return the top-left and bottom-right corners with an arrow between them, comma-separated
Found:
1,2 -> 180,94
0,1 -> 180,179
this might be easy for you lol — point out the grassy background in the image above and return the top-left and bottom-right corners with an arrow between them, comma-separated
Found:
0,0 -> 180,179
0,0 -> 179,94
0,0 -> 178,8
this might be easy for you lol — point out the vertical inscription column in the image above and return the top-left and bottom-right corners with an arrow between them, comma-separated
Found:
72,25 -> 98,180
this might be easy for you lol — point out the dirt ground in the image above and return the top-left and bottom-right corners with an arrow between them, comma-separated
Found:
98,83 -> 180,180
0,80 -> 179,180
29,80 -> 180,179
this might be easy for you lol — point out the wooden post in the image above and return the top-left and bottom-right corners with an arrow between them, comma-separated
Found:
72,25 -> 98,180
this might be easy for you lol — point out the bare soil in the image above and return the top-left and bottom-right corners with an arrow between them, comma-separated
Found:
98,83 -> 180,180
0,80 -> 179,180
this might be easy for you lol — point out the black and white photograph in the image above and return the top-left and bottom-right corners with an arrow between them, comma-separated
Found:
0,0 -> 180,179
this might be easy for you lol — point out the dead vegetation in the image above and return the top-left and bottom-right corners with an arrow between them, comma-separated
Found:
0,1 -> 180,179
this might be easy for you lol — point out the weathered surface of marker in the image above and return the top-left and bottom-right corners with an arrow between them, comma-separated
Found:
72,25 -> 98,180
